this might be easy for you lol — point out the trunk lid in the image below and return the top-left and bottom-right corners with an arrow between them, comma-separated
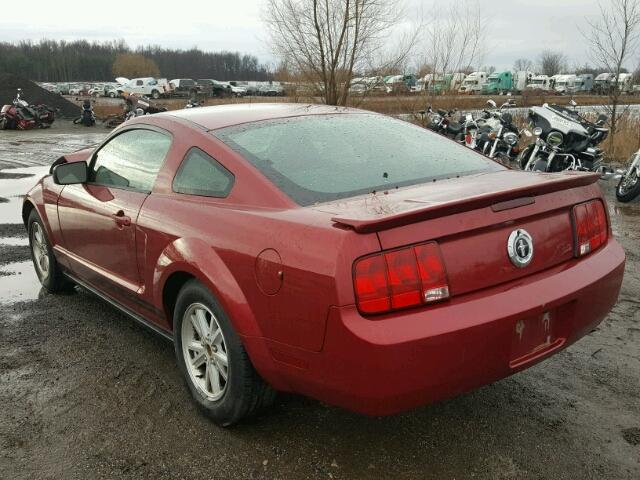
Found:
317,170 -> 600,296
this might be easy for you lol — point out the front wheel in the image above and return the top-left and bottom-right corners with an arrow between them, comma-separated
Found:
616,169 -> 640,202
174,280 -> 276,426
151,90 -> 160,99
28,209 -> 72,293
517,144 -> 535,170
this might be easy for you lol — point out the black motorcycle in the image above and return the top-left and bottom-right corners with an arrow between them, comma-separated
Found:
518,102 -> 609,173
73,100 -> 96,127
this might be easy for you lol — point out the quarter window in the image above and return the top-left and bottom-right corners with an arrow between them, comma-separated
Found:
91,129 -> 171,192
173,148 -> 234,198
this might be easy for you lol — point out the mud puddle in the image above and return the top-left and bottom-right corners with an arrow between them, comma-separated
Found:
0,120 -> 106,169
0,260 -> 43,303
0,166 -> 49,224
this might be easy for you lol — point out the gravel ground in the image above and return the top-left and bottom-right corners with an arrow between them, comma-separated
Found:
0,124 -> 638,479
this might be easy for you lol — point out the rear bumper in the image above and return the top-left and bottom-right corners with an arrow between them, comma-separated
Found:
251,239 -> 625,416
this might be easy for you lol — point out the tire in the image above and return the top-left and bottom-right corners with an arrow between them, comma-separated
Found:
109,92 -> 116,98
533,158 -> 548,171
151,90 -> 160,100
0,117 -> 6,130
174,280 -> 276,426
616,170 -> 640,202
27,209 -> 72,293
517,144 -> 535,170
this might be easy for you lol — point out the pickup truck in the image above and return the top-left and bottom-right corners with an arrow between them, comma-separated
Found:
115,77 -> 170,99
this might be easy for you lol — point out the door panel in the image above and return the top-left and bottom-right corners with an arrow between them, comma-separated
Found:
57,183 -> 147,293
55,128 -> 172,307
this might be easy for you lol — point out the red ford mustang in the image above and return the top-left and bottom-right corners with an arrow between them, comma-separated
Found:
23,104 -> 625,426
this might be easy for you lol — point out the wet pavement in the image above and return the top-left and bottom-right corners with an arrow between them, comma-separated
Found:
0,123 -> 638,479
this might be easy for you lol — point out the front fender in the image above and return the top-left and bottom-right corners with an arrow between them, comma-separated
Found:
23,176 -> 63,247
152,237 -> 262,338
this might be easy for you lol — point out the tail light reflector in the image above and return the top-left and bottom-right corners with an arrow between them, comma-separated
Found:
572,199 -> 608,257
354,242 -> 450,315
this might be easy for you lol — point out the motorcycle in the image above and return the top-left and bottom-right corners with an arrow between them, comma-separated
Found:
615,149 -> 640,202
0,89 -> 55,130
104,95 -> 168,129
185,99 -> 203,108
474,99 -> 522,163
426,106 -> 460,138
518,101 -> 609,174
73,99 -> 96,127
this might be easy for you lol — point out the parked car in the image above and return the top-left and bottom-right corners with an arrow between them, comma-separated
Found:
54,83 -> 71,95
68,84 -> 83,95
258,83 -> 285,96
196,79 -> 233,98
88,85 -> 105,97
24,104 -> 625,426
169,79 -> 200,97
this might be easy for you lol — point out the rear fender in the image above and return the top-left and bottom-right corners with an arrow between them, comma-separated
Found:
152,237 -> 262,338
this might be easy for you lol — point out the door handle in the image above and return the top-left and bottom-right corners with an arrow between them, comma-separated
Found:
112,210 -> 131,227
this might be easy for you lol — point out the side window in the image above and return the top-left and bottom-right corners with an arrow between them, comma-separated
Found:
136,80 -> 143,86
91,129 -> 171,192
173,148 -> 234,198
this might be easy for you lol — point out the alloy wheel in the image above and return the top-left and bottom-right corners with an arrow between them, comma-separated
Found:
31,222 -> 50,280
181,303 -> 229,401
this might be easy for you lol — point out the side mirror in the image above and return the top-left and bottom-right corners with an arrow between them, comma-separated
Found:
53,161 -> 88,185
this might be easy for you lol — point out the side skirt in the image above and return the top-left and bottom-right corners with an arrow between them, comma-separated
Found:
64,272 -> 174,343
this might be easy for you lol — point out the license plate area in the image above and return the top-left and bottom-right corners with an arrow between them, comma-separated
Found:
510,310 -> 562,368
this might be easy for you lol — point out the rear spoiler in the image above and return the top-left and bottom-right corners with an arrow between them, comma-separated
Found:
331,172 -> 600,233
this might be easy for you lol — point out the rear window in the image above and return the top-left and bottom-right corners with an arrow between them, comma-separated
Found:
215,113 -> 503,206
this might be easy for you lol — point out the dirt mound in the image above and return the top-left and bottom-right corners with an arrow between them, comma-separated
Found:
0,73 -> 80,118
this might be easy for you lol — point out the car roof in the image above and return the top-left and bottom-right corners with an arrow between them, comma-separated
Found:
163,103 -> 366,131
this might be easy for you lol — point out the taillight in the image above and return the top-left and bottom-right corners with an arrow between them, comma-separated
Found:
353,242 -> 450,315
572,199 -> 608,257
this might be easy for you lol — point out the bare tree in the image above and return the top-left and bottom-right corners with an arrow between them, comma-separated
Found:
538,50 -> 567,76
513,58 -> 534,72
263,0 -> 414,105
582,0 -> 640,158
418,0 -> 486,102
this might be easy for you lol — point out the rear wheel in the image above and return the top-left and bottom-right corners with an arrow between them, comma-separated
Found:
28,210 -> 72,293
151,90 -> 160,99
174,280 -> 276,426
616,169 -> 640,202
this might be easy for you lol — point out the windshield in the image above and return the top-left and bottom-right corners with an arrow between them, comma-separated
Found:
215,114 -> 502,206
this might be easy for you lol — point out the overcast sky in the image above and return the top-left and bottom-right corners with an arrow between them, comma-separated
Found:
1,0 -> 611,70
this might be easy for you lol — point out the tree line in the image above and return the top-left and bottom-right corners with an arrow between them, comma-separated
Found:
0,39 -> 272,82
